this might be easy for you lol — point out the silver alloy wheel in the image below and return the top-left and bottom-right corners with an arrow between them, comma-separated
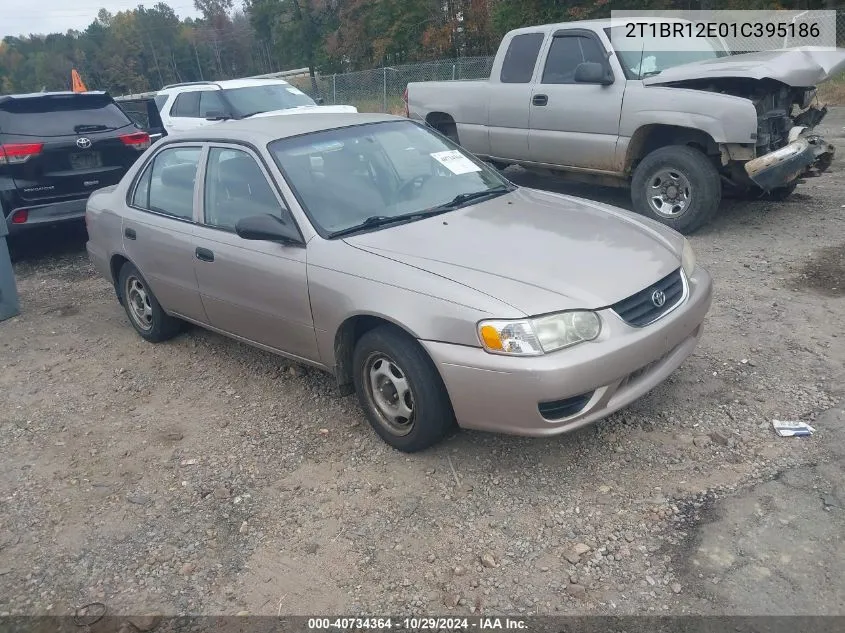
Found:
648,169 -> 692,217
125,275 -> 154,331
365,353 -> 415,436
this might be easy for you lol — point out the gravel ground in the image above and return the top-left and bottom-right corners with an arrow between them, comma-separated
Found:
1,109 -> 844,621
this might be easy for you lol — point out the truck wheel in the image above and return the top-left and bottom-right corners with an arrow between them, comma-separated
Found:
352,325 -> 456,452
631,145 -> 721,234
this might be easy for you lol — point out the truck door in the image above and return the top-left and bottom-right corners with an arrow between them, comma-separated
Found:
528,29 -> 625,172
487,32 -> 545,162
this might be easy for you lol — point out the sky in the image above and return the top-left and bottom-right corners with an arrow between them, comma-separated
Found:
2,0 -> 202,39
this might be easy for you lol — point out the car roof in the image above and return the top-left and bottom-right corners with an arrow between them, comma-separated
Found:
159,78 -> 295,94
0,91 -> 109,103
160,112 -> 407,144
508,16 -> 694,36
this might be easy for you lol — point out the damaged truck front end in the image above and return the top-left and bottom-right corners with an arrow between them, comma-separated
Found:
741,80 -> 834,191
645,48 -> 845,194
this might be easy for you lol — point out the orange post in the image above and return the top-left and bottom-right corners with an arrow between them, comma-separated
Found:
71,69 -> 88,92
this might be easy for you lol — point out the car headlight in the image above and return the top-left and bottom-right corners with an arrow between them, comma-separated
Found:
682,239 -> 696,277
478,311 -> 602,356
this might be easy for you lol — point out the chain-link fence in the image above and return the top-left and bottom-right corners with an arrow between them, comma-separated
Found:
291,57 -> 495,114
291,11 -> 845,114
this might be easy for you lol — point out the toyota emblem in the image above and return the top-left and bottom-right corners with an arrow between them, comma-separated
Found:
76,137 -> 92,149
651,289 -> 666,308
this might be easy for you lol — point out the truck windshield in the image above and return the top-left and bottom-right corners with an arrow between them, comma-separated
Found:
269,120 -> 511,237
223,83 -> 316,117
606,26 -> 730,80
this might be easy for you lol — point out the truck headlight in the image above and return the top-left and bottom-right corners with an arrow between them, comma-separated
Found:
682,239 -> 696,277
478,311 -> 601,356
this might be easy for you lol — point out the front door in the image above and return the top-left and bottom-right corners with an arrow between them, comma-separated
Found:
528,30 -> 625,172
192,144 -> 318,362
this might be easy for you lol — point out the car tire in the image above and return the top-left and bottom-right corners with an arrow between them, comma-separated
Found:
352,325 -> 455,452
117,262 -> 181,343
631,145 -> 721,235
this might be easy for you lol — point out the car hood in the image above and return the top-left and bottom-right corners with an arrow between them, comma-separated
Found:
249,104 -> 358,118
344,188 -> 684,316
643,47 -> 845,88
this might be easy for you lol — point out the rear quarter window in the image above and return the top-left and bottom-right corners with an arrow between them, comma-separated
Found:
500,33 -> 545,84
0,94 -> 133,137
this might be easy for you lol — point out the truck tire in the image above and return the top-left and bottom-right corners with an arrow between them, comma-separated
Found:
631,145 -> 721,235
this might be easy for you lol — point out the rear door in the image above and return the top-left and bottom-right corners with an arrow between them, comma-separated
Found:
122,144 -> 208,323
0,93 -> 148,203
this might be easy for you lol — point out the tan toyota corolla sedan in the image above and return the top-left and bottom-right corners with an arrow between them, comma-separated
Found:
86,113 -> 712,452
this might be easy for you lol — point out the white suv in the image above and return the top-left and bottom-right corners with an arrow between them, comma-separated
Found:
155,78 -> 357,134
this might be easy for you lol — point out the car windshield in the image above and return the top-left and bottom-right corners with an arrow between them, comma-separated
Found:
607,25 -> 730,80
268,120 -> 511,236
223,83 -> 316,117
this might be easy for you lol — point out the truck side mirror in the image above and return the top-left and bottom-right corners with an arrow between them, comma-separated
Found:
574,62 -> 613,85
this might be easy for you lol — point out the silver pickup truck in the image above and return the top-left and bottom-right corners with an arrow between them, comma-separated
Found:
406,19 -> 845,234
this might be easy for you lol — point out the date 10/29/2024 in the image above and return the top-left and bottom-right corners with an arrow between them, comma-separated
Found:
307,617 -> 528,630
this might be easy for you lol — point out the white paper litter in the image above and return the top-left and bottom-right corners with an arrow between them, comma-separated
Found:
772,420 -> 816,437
430,150 -> 482,175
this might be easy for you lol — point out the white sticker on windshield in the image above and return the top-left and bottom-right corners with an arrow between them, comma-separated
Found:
286,87 -> 306,96
430,150 -> 482,175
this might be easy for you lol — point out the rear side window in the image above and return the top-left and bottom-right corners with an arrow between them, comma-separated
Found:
542,36 -> 606,84
154,94 -> 168,112
500,33 -> 544,84
0,94 -> 133,138
132,146 -> 202,220
170,92 -> 200,118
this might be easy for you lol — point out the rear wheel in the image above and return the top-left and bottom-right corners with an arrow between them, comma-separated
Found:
352,326 -> 455,452
118,262 -> 181,343
631,145 -> 721,235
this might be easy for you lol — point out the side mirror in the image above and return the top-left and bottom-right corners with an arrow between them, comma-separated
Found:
235,213 -> 303,245
314,97 -> 325,105
205,110 -> 227,121
574,62 -> 613,85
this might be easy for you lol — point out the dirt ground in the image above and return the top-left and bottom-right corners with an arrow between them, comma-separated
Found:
1,109 -> 844,621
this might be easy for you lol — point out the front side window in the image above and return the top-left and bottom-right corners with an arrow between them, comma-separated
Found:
199,91 -> 227,118
203,147 -> 283,232
170,92 -> 200,118
269,120 -> 510,237
542,36 -> 606,84
500,33 -> 545,84
132,146 -> 202,220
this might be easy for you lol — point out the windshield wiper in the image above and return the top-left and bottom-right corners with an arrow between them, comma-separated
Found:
328,210 -> 452,239
641,70 -> 662,78
327,186 -> 514,239
419,185 -> 514,216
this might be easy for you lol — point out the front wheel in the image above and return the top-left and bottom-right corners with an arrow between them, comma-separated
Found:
352,326 -> 455,452
631,145 -> 721,235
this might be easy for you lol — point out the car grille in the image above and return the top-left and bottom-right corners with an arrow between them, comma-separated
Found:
611,268 -> 684,327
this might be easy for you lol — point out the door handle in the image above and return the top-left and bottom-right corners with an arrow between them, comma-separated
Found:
195,247 -> 214,262
532,94 -> 549,106
124,228 -> 136,240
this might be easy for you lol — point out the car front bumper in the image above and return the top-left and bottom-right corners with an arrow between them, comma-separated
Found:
4,198 -> 88,234
421,266 -> 712,437
744,134 -> 835,191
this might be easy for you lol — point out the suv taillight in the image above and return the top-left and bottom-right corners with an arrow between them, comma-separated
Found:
0,143 -> 44,165
402,87 -> 409,118
120,132 -> 151,151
